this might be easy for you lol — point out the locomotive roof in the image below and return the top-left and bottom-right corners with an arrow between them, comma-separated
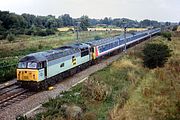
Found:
20,46 -> 81,62
86,33 -> 132,46
67,43 -> 90,49
86,30 -> 150,46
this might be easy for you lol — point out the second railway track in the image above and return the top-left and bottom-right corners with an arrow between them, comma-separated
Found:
0,84 -> 35,110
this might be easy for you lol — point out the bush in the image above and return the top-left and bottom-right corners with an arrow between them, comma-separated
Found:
25,29 -> 34,35
143,43 -> 172,68
7,33 -> 15,42
0,27 -> 8,40
0,35 -> 5,40
35,30 -> 47,36
94,35 -> 102,40
81,79 -> 111,101
46,28 -> 56,35
161,32 -> 172,41
172,25 -> 178,31
25,28 -> 56,36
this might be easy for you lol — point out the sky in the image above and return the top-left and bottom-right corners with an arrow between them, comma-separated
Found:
0,0 -> 179,22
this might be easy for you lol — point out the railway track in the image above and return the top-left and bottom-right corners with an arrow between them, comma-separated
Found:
0,84 -> 35,109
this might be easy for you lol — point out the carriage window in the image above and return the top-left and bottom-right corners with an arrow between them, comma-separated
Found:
18,62 -> 27,68
27,62 -> 37,69
81,50 -> 89,57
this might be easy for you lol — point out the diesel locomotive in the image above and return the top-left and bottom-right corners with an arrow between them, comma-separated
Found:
16,28 -> 161,90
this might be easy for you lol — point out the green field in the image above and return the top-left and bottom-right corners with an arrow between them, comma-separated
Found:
0,30 -> 121,83
57,27 -> 147,32
32,33 -> 180,120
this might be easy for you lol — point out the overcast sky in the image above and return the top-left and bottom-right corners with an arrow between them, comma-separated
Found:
0,0 -> 179,22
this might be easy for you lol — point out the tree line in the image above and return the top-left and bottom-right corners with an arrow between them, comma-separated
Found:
0,10 -> 164,40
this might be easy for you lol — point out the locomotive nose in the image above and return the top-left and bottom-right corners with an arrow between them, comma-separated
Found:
17,69 -> 38,81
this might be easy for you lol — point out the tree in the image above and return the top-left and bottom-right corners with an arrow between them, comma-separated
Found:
89,19 -> 99,26
60,14 -> 73,26
57,17 -> 63,27
143,43 -> 171,68
165,22 -> 171,26
79,15 -> 90,31
140,19 -> 151,27
100,17 -> 112,25
45,16 -> 58,29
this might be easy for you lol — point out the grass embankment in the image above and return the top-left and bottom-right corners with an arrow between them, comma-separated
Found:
32,34 -> 180,120
0,30 -> 120,83
110,37 -> 180,120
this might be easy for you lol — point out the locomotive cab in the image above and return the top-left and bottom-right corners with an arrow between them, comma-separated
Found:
17,54 -> 47,85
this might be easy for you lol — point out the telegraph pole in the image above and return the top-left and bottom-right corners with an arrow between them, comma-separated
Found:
75,22 -> 81,43
122,19 -> 127,53
76,27 -> 79,43
150,21 -> 152,40
124,27 -> 127,53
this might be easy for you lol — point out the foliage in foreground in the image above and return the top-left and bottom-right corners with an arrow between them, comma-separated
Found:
143,43 -> 171,68
110,35 -> 180,120
161,32 -> 172,40
31,55 -> 141,120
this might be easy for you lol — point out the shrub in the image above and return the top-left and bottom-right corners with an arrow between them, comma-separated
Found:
94,35 -> 102,40
0,35 -> 5,40
35,29 -> 47,36
7,33 -> 15,42
46,28 -> 56,35
0,28 -> 8,40
81,79 -> 111,102
143,43 -> 172,68
25,28 -> 56,36
25,29 -> 34,35
161,32 -> 172,41
172,25 -> 178,31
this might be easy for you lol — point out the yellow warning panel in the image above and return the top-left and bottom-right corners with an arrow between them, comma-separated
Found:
17,69 -> 38,81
